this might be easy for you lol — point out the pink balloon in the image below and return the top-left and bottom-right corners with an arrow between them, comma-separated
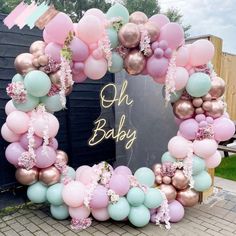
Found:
84,56 -> 107,80
45,12 -> 73,45
1,123 -> 20,142
176,46 -> 190,67
5,142 -> 25,166
20,133 -> 43,149
149,14 -> 170,29
168,200 -> 185,223
35,146 -> 56,168
92,48 -> 104,60
114,166 -> 132,176
92,208 -> 109,221
62,181 -> 85,207
73,62 -> 84,74
84,8 -> 106,23
189,39 -> 215,66
159,23 -> 184,50
77,166 -> 96,185
193,139 -> 218,159
43,29 -> 54,44
69,205 -> 90,219
73,23 -> 79,37
174,67 -> 189,90
213,117 -> 235,142
109,174 -> 130,196
6,111 -> 29,134
154,76 -> 166,84
174,117 -> 183,126
5,100 -> 17,115
205,151 -> 222,168
49,138 -> 58,150
44,42 -> 62,63
179,119 -> 199,140
76,165 -> 90,180
90,185 -> 109,209
168,136 -> 191,159
72,72 -> 87,83
32,112 -> 59,138
150,213 -> 157,223
147,56 -> 169,78
69,38 -> 89,62
77,15 -> 104,44
89,43 -> 98,51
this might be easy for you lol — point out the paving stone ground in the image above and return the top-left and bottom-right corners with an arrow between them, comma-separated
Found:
1,190 -> 236,236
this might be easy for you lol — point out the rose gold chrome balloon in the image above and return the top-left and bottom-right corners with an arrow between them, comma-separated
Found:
152,163 -> 162,175
15,167 -> 39,185
155,175 -> 163,185
173,100 -> 194,119
118,23 -> 141,48
202,101 -> 212,111
172,170 -> 189,190
32,58 -> 40,68
39,166 -> 60,185
55,150 -> 69,165
14,53 -> 36,75
209,77 -> 226,99
124,50 -> 146,75
129,11 -> 148,25
192,98 -> 203,108
30,41 -> 46,55
195,107 -> 204,114
202,93 -> 212,101
162,176 -> 172,185
159,184 -> 177,203
50,70 -> 61,88
206,99 -> 225,118
38,55 -> 49,66
144,22 -> 160,42
177,188 -> 199,207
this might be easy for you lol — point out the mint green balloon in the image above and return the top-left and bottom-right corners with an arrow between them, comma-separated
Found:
12,74 -> 24,82
192,155 -> 206,175
109,52 -> 123,73
193,171 -> 212,192
46,183 -> 64,206
108,197 -> 130,221
107,28 -> 119,49
41,94 -> 63,112
127,187 -> 145,207
134,167 -> 155,187
27,182 -> 48,204
128,205 -> 150,227
60,166 -> 76,182
13,94 -> 39,112
144,188 -> 163,209
24,70 -> 51,97
50,204 -> 69,220
161,152 -> 176,163
186,72 -> 211,97
106,3 -> 129,24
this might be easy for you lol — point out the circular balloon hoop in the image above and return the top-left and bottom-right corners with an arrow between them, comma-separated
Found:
1,2 -> 235,230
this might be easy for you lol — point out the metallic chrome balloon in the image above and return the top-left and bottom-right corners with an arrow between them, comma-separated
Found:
129,11 -> 148,25
155,175 -> 163,185
162,176 -> 172,185
30,41 -> 46,55
15,167 -> 39,185
124,49 -> 146,75
38,55 -> 49,66
39,166 -> 60,185
172,170 -> 189,190
202,101 -> 212,111
202,93 -> 212,101
209,77 -> 226,99
192,98 -> 203,108
144,22 -> 160,42
195,107 -> 205,114
55,150 -> 69,165
118,23 -> 141,48
206,100 -> 225,118
177,188 -> 199,207
14,53 -> 36,75
173,99 -> 195,119
152,163 -> 162,175
159,184 -> 177,203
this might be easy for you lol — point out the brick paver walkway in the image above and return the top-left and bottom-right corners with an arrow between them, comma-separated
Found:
1,190 -> 236,236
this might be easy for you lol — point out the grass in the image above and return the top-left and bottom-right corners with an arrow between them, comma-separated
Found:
215,155 -> 236,181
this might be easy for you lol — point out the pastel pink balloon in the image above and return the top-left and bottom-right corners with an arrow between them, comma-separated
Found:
159,23 -> 184,50
213,117 -> 235,141
77,166 -> 96,185
32,113 -> 59,138
84,8 -> 106,23
168,136 -> 191,159
147,56 -> 169,78
90,185 -> 109,209
154,76 -> 166,84
72,72 -> 87,83
176,46 -> 190,67
73,62 -> 84,74
174,67 -> 189,90
44,42 -> 62,63
169,200 -> 185,223
69,38 -> 89,62
73,23 -> 79,37
89,43 -> 98,51
189,39 -> 215,66
92,208 -> 109,221
20,133 -> 43,149
62,181 -> 85,207
174,117 -> 183,126
69,205 -> 90,219
149,14 -> 170,29
92,48 -> 104,60
6,111 -> 29,134
109,174 -> 130,196
35,146 -> 56,168
75,165 -> 90,180
45,12 -> 73,45
77,15 -> 104,44
1,123 -> 20,142
179,119 -> 199,140
5,100 -> 17,115
5,142 -> 25,166
49,138 -> 58,150
43,29 -> 54,44
114,166 -> 132,176
84,56 -> 107,80
193,139 -> 218,159
205,151 -> 222,168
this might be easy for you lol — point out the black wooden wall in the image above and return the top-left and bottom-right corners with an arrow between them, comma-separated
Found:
0,14 -> 115,189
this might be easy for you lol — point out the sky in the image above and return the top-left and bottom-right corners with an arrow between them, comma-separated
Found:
159,0 -> 236,54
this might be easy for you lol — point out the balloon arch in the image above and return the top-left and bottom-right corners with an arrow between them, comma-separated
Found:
1,2 -> 235,230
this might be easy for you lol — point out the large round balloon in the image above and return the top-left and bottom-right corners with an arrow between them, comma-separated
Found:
50,204 -> 69,220
193,171 -> 212,192
46,183 -> 64,206
106,3 -> 129,24
13,94 -> 39,112
15,167 -> 39,185
128,205 -> 150,227
144,188 -> 163,209
27,182 -> 48,204
127,187 -> 145,207
134,167 -> 155,187
14,53 -> 36,75
177,188 -> 199,207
